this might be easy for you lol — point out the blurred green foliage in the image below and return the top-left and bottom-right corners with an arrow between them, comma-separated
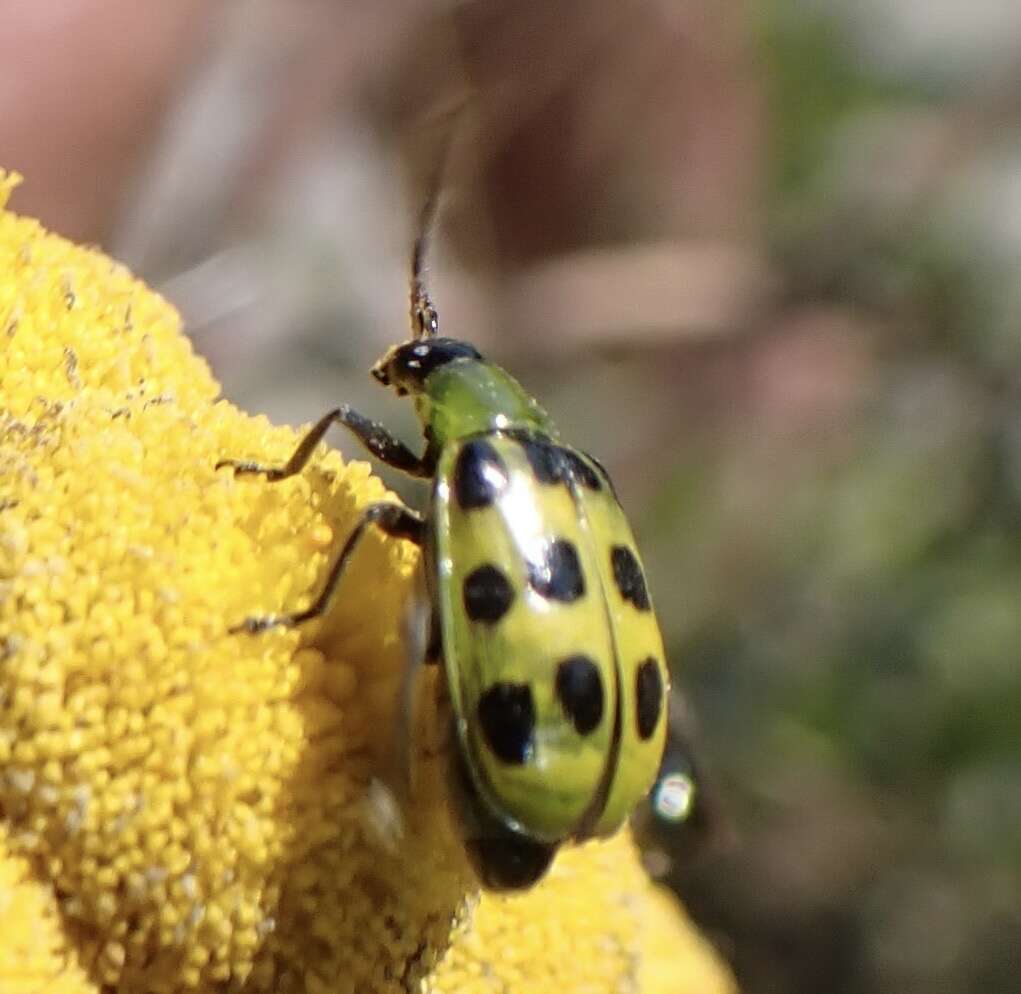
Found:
759,3 -> 910,203
629,4 -> 1021,993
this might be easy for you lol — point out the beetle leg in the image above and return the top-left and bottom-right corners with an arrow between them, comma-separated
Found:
230,502 -> 423,634
336,406 -> 435,477
216,405 -> 431,481
216,406 -> 346,481
424,614 -> 442,664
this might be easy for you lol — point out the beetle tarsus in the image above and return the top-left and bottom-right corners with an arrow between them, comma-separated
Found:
229,613 -> 288,635
227,501 -> 424,635
217,459 -> 287,480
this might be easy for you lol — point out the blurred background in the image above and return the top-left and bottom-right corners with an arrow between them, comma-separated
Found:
4,1 -> 1021,991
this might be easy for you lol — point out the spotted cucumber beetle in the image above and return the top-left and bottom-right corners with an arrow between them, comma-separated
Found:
219,179 -> 671,889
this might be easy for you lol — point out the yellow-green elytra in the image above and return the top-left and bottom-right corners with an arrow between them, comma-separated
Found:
433,430 -> 669,843
219,202 -> 670,890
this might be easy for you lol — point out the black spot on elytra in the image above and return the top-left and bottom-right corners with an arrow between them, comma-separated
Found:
555,655 -> 604,735
509,431 -> 601,491
611,546 -> 650,611
463,564 -> 514,623
513,433 -> 563,484
582,450 -> 618,498
454,439 -> 508,509
561,449 -> 601,490
477,682 -> 536,764
635,658 -> 663,740
527,539 -> 585,602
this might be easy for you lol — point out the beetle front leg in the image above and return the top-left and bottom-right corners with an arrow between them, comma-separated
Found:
230,501 -> 424,634
217,406 -> 347,481
216,405 -> 431,481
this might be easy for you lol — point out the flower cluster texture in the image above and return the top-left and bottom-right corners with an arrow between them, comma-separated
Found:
0,172 -> 733,994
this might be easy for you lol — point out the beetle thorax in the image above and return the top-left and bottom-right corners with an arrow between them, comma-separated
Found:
419,357 -> 554,446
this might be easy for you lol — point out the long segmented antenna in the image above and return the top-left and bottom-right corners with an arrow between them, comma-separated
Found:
409,110 -> 461,340
410,183 -> 441,339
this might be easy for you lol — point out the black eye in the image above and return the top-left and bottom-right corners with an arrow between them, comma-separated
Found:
394,338 -> 482,384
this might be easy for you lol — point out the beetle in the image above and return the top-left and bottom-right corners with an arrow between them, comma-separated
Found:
218,184 -> 671,890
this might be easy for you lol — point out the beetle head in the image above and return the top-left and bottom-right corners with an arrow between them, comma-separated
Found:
372,337 -> 482,396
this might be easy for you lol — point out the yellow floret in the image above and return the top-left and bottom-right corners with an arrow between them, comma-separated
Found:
0,171 -> 734,994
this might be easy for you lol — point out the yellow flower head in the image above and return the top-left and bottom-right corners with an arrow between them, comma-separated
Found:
0,172 -> 733,994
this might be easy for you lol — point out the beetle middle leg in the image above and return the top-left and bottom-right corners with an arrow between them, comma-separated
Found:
231,501 -> 424,634
217,405 -> 432,481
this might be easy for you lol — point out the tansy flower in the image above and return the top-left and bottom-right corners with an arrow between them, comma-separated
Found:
0,172 -> 734,994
